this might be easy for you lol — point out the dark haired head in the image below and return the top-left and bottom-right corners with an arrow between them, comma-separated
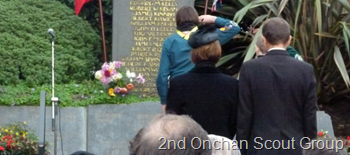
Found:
262,17 -> 291,46
188,24 -> 221,64
176,6 -> 199,27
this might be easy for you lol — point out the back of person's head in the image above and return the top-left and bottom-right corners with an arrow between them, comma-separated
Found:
303,137 -> 347,155
188,25 -> 221,64
129,114 -> 211,155
176,6 -> 199,26
70,151 -> 95,155
191,41 -> 221,64
208,134 -> 241,155
262,17 -> 291,47
255,35 -> 267,54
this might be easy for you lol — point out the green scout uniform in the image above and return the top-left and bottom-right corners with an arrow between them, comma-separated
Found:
286,46 -> 304,61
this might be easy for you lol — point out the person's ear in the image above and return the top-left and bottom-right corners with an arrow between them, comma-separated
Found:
255,45 -> 260,56
285,35 -> 292,47
261,35 -> 268,47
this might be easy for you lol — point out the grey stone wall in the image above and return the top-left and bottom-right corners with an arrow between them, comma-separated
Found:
87,102 -> 161,155
0,101 -> 161,155
0,104 -> 334,155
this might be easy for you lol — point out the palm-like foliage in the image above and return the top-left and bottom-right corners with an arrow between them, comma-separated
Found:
195,0 -> 249,16
197,0 -> 350,105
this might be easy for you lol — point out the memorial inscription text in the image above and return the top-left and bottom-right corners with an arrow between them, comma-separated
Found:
122,0 -> 178,95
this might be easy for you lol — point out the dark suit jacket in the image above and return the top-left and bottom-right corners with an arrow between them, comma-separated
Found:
166,61 -> 239,139
237,50 -> 317,155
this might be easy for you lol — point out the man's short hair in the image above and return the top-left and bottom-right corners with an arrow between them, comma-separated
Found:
129,114 -> 211,155
262,17 -> 290,45
256,35 -> 267,54
303,137 -> 347,155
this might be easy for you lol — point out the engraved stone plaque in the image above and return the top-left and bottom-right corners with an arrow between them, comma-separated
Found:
112,0 -> 194,96
317,111 -> 335,137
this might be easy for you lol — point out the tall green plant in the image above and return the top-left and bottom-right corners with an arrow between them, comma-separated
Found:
218,0 -> 350,105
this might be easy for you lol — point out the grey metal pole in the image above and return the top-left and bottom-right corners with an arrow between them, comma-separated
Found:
50,35 -> 59,155
39,91 -> 46,155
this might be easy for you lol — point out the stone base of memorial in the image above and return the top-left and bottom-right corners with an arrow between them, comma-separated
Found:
0,101 -> 161,155
0,103 -> 339,154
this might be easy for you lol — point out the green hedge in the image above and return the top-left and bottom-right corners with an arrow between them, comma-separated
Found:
0,80 -> 159,107
0,0 -> 101,86
55,0 -> 114,60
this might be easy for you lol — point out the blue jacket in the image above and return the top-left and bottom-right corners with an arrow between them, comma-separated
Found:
156,17 -> 241,104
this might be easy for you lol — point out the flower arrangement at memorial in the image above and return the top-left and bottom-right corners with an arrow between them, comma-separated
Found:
317,130 -> 328,138
0,122 -> 50,155
318,131 -> 350,153
343,136 -> 350,153
94,61 -> 146,97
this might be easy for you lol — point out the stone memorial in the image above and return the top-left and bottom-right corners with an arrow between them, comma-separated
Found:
87,102 -> 161,154
0,101 -> 160,154
112,0 -> 194,96
0,105 -> 338,154
317,111 -> 335,137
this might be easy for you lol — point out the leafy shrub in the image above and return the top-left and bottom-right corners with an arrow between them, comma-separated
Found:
0,0 -> 101,86
0,80 -> 159,107
55,0 -> 114,60
0,122 -> 50,155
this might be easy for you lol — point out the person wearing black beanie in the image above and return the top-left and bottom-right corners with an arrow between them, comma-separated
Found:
156,6 -> 241,114
166,24 -> 239,140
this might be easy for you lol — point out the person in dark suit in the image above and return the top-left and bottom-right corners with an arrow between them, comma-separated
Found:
166,24 -> 239,139
237,17 -> 317,155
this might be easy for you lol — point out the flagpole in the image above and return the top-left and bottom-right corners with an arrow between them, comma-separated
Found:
204,0 -> 209,14
98,0 -> 107,62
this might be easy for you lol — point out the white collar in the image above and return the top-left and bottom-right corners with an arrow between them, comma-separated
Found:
268,47 -> 285,52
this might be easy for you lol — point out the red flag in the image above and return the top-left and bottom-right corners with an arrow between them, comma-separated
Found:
75,0 -> 91,15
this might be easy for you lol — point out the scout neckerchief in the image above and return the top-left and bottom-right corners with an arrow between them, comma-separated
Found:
177,26 -> 198,40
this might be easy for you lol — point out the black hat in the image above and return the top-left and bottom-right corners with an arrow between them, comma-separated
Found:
188,24 -> 218,48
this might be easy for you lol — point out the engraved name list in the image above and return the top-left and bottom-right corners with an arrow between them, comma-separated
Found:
122,0 -> 178,95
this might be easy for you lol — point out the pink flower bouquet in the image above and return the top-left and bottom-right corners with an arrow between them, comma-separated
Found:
94,61 -> 145,96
